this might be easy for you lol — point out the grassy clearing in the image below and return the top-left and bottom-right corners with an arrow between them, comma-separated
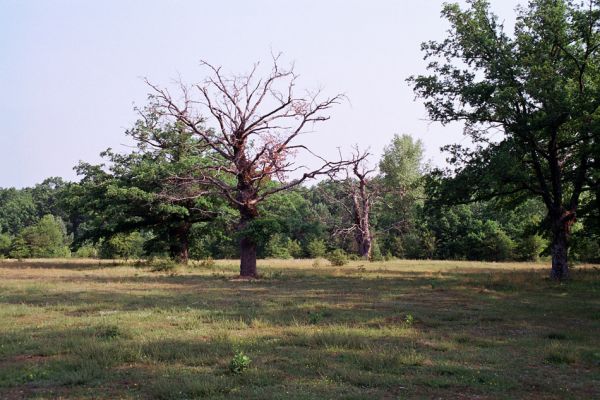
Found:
0,259 -> 599,399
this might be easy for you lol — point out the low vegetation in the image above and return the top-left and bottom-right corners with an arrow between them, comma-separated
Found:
1,259 -> 598,399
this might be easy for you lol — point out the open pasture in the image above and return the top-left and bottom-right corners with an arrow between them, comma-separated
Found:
0,259 -> 599,399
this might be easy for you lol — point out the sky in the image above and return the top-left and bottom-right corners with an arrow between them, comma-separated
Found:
0,0 -> 523,188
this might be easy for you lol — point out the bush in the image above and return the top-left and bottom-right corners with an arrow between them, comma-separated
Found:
9,236 -> 29,259
516,234 -> 547,261
306,239 -> 327,258
287,239 -> 303,258
99,232 -> 145,260
264,234 -> 291,259
8,215 -> 70,259
571,234 -> 600,263
73,244 -> 99,258
0,233 -> 11,257
147,257 -> 179,272
229,350 -> 251,374
370,241 -> 383,261
326,249 -> 349,266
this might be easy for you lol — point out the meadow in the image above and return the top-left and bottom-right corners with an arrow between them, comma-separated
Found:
0,258 -> 599,399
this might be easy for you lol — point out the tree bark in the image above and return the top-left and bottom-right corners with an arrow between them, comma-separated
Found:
550,210 -> 574,280
170,222 -> 191,265
238,205 -> 259,278
239,235 -> 257,278
352,177 -> 373,260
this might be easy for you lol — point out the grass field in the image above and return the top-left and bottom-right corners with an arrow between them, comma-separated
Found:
0,258 -> 599,399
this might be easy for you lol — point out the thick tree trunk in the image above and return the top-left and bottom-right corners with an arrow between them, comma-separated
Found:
237,205 -> 259,278
357,234 -> 372,259
170,222 -> 191,265
178,239 -> 189,265
239,235 -> 257,278
550,210 -> 574,280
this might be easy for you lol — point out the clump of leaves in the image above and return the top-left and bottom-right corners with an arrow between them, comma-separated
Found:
326,249 -> 349,266
229,350 -> 251,374
404,314 -> 415,327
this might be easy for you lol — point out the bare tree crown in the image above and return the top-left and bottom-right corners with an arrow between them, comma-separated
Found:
144,55 -> 353,208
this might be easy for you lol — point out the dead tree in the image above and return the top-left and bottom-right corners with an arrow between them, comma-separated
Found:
328,150 -> 377,259
146,56 -> 355,277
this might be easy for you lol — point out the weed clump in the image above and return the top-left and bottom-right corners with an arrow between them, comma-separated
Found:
229,350 -> 251,374
94,325 -> 121,340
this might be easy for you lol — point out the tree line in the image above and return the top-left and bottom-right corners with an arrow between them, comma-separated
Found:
1,0 -> 599,279
0,132 -> 597,266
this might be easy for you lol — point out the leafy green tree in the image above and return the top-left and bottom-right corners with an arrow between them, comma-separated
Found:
376,134 -> 426,256
70,111 -> 231,263
411,0 -> 600,279
13,215 -> 70,258
0,188 -> 37,235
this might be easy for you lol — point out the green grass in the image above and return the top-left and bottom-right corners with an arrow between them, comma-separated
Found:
0,258 -> 599,399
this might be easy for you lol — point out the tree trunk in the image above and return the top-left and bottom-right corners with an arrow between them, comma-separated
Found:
239,235 -> 257,278
237,205 -> 259,278
178,239 -> 189,265
170,222 -> 191,265
357,234 -> 372,259
550,210 -> 574,280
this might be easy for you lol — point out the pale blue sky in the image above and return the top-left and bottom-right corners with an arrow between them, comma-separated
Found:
0,0 -> 522,188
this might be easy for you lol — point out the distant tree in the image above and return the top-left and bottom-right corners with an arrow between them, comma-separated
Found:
0,188 -> 37,235
147,56 -> 355,277
377,134 -> 426,256
70,113 -> 230,263
410,0 -> 600,279
331,150 -> 377,259
12,215 -> 70,258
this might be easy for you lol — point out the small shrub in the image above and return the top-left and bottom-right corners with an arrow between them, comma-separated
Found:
370,241 -> 384,261
326,249 -> 348,266
265,234 -> 291,259
95,325 -> 121,340
229,350 -> 251,374
308,310 -> 324,324
404,313 -> 415,326
287,239 -> 303,258
148,257 -> 179,272
74,244 -> 98,258
306,239 -> 327,258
